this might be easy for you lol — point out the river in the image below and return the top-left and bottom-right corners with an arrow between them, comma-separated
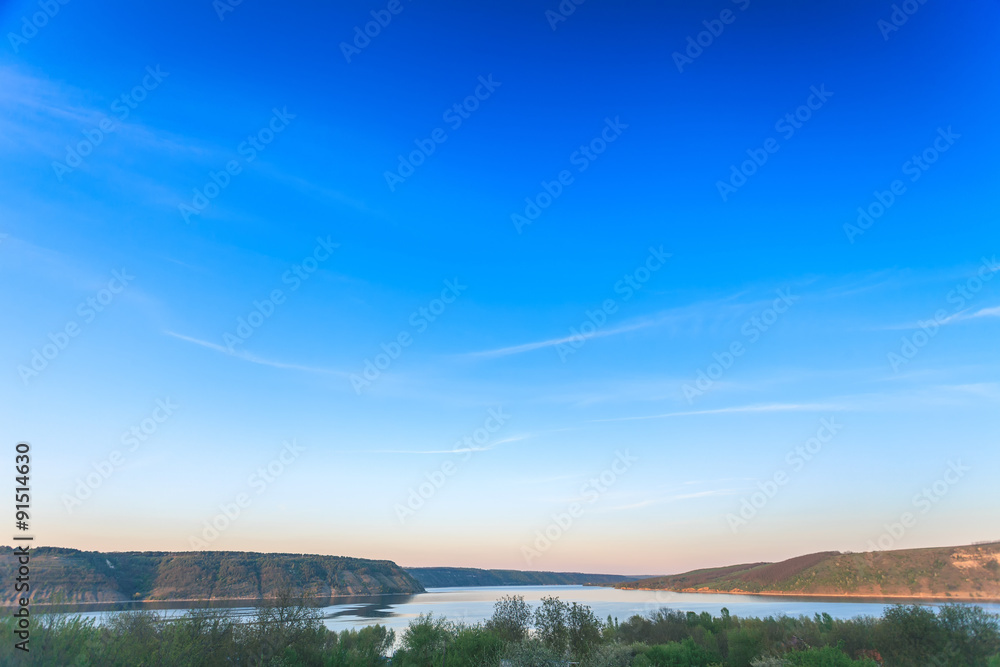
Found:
51,585 -> 1000,632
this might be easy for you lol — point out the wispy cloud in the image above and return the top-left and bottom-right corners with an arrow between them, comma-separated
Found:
962,305 -> 1000,321
877,304 -> 1000,331
165,331 -> 346,376
0,66 -> 211,162
590,402 -> 844,423
468,320 -> 653,358
609,488 -> 739,512
463,289 -> 775,360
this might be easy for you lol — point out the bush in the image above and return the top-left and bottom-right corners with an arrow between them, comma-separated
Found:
445,626 -> 504,666
783,645 -> 878,666
393,614 -> 454,667
641,638 -> 719,666
582,643 -> 637,667
500,637 -> 563,666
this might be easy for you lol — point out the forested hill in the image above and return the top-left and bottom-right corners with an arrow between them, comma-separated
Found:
0,547 -> 423,604
406,567 -> 641,588
618,542 -> 1000,600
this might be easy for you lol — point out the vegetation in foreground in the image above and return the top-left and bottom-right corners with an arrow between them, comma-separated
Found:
1,594 -> 999,666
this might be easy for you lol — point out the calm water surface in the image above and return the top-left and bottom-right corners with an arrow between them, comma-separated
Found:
55,585 -> 1000,633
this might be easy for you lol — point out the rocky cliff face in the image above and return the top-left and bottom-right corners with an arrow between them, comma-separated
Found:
0,547 -> 424,604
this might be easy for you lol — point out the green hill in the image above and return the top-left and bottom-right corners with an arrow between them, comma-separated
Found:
406,567 -> 641,588
618,542 -> 1000,599
0,547 -> 423,605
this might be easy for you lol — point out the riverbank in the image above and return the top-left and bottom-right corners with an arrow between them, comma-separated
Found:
625,587 -> 1000,603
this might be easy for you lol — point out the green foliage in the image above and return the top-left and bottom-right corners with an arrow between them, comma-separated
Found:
726,626 -> 766,667
393,614 -> 453,667
568,601 -> 604,658
874,604 -> 1000,667
582,642 -> 638,667
485,594 -> 532,643
533,595 -> 569,656
640,638 -> 719,666
500,637 -> 563,666
874,604 -> 945,665
2,594 -> 998,667
446,626 -> 504,666
328,624 -> 395,666
783,645 -> 879,666
750,658 -> 789,667
936,604 -> 1000,666
0,599 -> 393,666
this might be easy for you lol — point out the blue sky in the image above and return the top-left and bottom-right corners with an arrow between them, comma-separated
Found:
2,0 -> 999,574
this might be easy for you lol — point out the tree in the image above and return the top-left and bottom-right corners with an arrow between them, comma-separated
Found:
333,624 -> 396,665
936,605 -> 1000,666
534,596 -> 570,656
243,588 -> 326,665
447,625 -> 505,666
874,605 -> 947,666
396,613 -> 454,667
568,602 -> 603,658
485,594 -> 532,643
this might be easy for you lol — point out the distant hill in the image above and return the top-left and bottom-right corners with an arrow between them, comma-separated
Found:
406,567 -> 641,588
0,547 -> 423,605
618,542 -> 1000,600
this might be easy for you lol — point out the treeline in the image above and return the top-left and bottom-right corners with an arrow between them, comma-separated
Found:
406,566 -> 637,588
2,594 -> 999,666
